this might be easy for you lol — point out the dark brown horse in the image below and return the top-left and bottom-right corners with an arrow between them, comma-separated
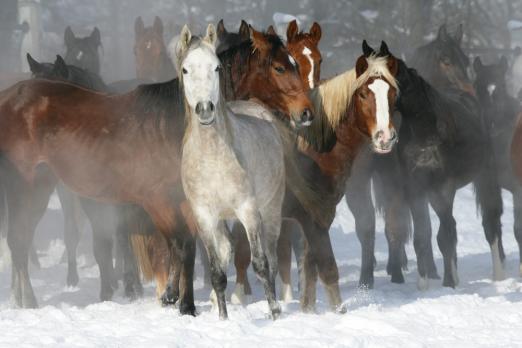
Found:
134,16 -> 175,82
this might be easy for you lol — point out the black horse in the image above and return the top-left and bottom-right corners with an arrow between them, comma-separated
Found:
474,56 -> 522,275
393,25 -> 503,288
64,26 -> 102,75
27,54 -> 144,301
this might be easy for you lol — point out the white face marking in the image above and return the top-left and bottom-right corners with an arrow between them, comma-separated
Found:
182,45 -> 221,112
368,79 -> 391,133
288,55 -> 296,67
487,84 -> 496,97
76,51 -> 83,60
146,41 -> 152,50
302,46 -> 314,89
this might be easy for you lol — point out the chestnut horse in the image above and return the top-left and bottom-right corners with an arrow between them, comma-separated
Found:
134,16 -> 175,82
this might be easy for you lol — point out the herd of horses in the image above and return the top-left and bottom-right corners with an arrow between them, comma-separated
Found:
1,16 -> 522,320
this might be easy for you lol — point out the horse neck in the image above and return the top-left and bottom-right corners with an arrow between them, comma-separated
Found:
301,103 -> 364,191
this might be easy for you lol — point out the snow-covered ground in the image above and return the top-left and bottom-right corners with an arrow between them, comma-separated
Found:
1,186 -> 522,347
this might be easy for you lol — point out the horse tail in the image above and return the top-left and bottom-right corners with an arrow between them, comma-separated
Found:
130,234 -> 155,282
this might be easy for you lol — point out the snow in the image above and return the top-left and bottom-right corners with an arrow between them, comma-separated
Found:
1,185 -> 522,347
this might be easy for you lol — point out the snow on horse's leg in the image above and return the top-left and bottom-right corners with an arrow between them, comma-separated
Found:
231,283 -> 247,305
280,282 -> 293,303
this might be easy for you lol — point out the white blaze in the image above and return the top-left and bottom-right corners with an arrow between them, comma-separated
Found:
302,46 -> 315,89
487,84 -> 496,97
368,79 -> 390,132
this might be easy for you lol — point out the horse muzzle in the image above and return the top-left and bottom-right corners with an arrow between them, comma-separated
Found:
196,101 -> 216,126
292,108 -> 314,128
371,128 -> 398,154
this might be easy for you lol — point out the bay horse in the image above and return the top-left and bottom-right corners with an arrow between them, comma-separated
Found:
26,53 -> 144,300
216,19 -> 249,55
64,26 -> 102,74
396,24 -> 504,288
134,16 -> 175,82
474,56 -> 522,275
179,24 -> 285,320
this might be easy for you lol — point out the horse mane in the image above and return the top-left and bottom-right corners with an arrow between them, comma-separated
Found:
132,78 -> 185,141
301,55 -> 399,150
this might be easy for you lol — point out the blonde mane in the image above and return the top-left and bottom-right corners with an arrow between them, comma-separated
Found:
315,55 -> 399,130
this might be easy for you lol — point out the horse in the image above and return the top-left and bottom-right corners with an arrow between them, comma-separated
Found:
474,56 -> 522,275
216,19 -> 250,55
64,26 -> 102,74
26,53 -> 146,301
124,24 -> 316,308
134,16 -> 176,82
178,24 -> 286,320
0,54 -> 207,313
395,24 -> 504,288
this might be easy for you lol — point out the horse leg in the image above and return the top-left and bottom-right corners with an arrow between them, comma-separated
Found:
290,219 -> 305,293
56,184 -> 81,287
429,186 -> 459,288
231,222 -> 251,305
474,167 -> 505,281
115,209 -> 143,300
346,175 -> 375,289
408,193 -> 438,290
197,237 -> 212,288
6,168 -> 55,308
145,198 -> 195,315
513,187 -> 522,276
236,204 -> 280,319
277,219 -> 293,302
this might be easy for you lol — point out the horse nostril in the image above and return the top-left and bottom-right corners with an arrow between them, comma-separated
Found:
301,108 -> 313,122
209,102 -> 215,112
195,102 -> 203,115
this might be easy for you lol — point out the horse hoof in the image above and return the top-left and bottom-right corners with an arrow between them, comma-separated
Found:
270,303 -> 282,320
66,272 -> 79,287
100,288 -> 114,302
179,301 -> 197,316
417,276 -> 429,291
300,303 -> 316,313
161,287 -> 179,306
390,272 -> 405,284
335,303 -> 347,314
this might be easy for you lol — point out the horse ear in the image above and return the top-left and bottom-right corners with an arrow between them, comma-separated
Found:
499,55 -> 508,75
153,16 -> 164,36
26,53 -> 42,73
135,17 -> 145,36
238,20 -> 250,41
267,25 -> 277,36
473,56 -> 483,73
64,26 -> 75,47
53,55 -> 69,78
362,40 -> 375,57
250,25 -> 270,54
177,24 -> 192,58
217,19 -> 227,41
379,41 -> 391,57
309,22 -> 322,42
355,55 -> 369,77
437,24 -> 449,42
204,23 -> 217,47
454,24 -> 464,45
90,27 -> 101,47
286,20 -> 298,43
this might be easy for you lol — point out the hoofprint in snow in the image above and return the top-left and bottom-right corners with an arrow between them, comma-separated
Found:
1,185 -> 522,347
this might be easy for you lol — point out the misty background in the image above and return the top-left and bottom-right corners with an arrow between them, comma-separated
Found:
1,0 -> 522,86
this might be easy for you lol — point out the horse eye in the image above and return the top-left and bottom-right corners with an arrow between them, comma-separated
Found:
274,66 -> 286,74
182,68 -> 188,74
